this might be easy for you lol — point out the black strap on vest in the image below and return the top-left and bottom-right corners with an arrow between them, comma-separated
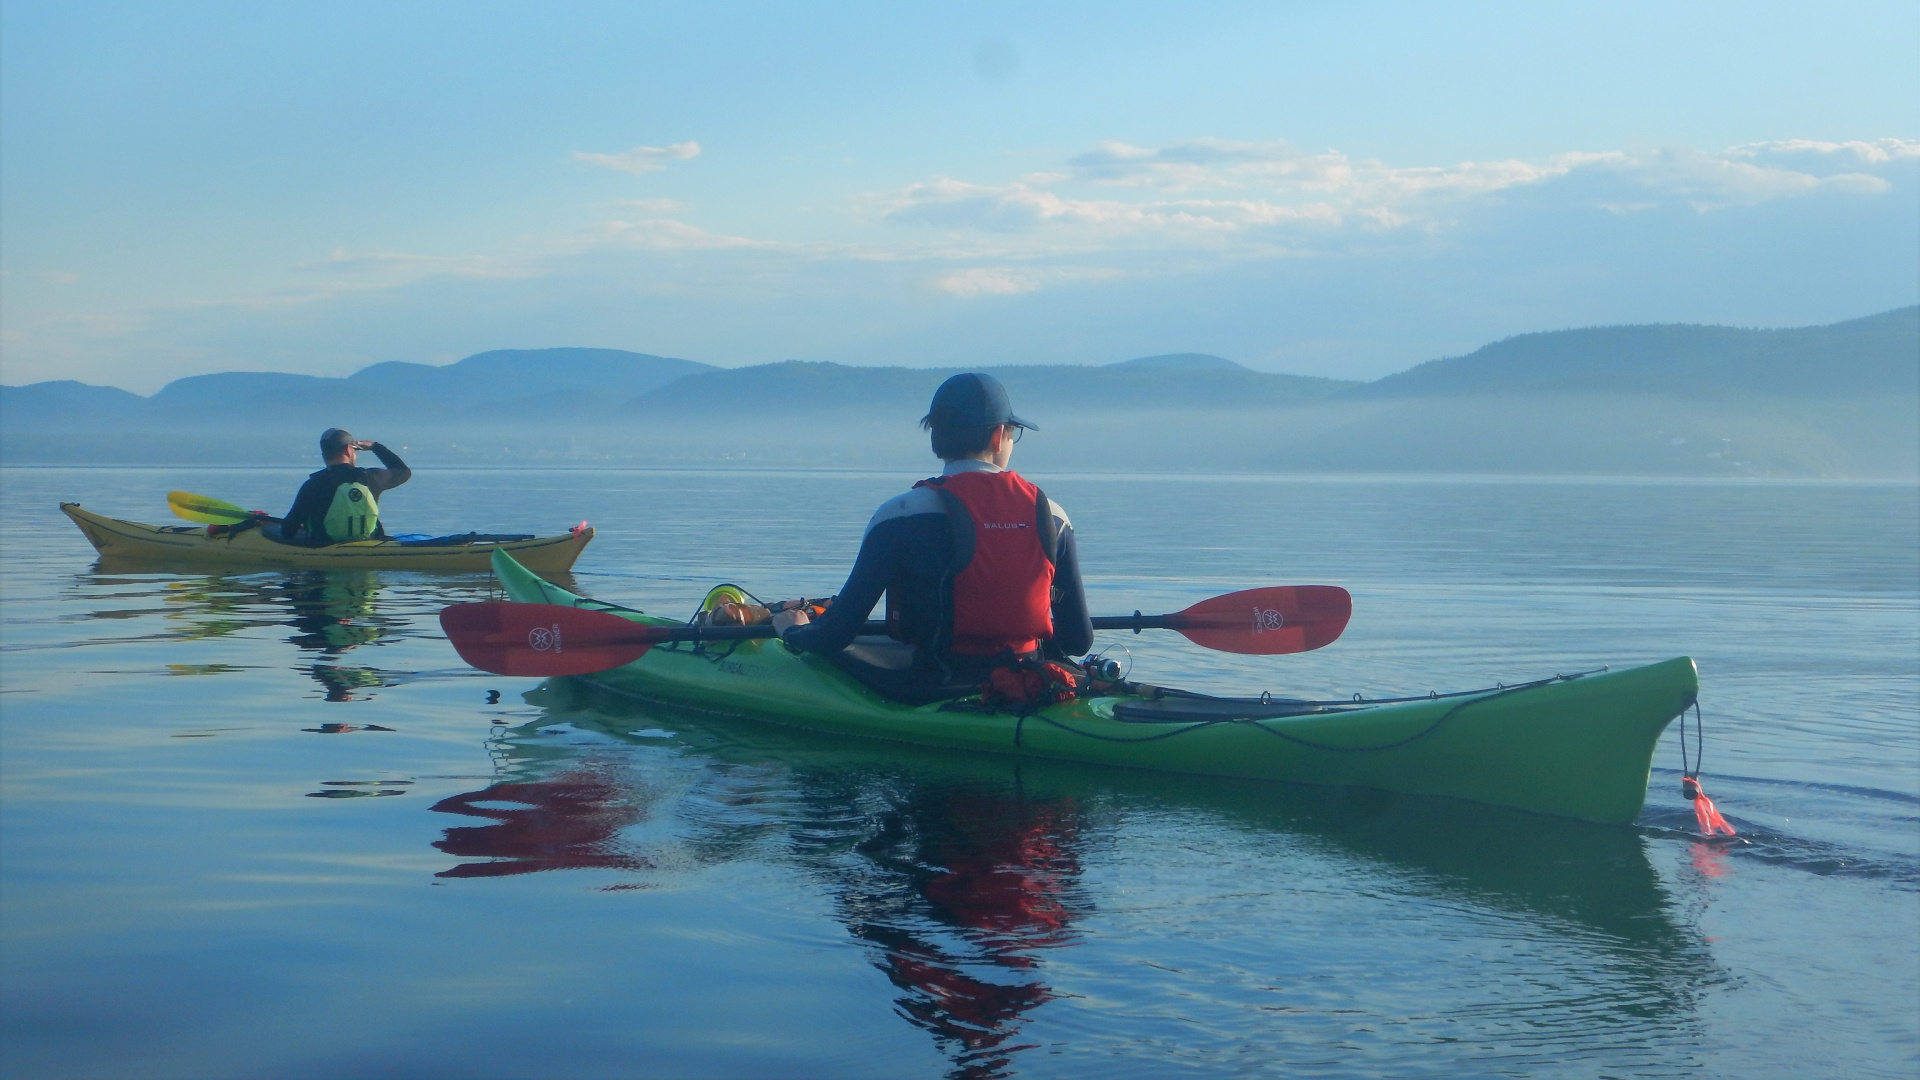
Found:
932,486 -> 975,572
1033,486 -> 1059,565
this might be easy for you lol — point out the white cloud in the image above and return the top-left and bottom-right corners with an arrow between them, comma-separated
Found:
932,266 -> 1126,298
876,137 -> 1915,251
610,197 -> 688,213
1572,146 -> 1892,209
934,267 -> 1044,297
881,179 -> 1335,246
297,248 -> 535,280
1069,138 -> 1310,189
572,142 -> 702,175
1729,138 -> 1920,166
584,217 -> 783,252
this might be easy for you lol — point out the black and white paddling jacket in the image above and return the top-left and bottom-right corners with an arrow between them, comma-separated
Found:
780,459 -> 1093,662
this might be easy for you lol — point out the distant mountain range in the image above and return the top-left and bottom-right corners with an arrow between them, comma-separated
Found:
4,306 -> 1914,476
1357,308 -> 1918,398
37,347 -> 715,424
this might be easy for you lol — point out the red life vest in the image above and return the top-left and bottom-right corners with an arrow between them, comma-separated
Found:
913,470 -> 1057,656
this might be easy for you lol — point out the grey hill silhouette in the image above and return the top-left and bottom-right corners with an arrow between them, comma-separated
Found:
1356,308 -> 1918,399
4,306 -> 1914,477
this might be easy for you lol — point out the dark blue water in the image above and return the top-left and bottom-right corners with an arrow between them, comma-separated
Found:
2,467 -> 1915,1078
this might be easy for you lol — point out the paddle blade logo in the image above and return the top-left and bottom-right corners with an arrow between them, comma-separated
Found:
1251,607 -> 1285,633
528,625 -> 562,653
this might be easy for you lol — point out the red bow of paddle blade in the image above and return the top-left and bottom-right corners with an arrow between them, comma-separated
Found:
1170,586 -> 1353,655
439,601 -> 654,677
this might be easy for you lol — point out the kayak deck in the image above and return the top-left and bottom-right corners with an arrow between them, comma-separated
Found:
491,550 -> 1697,824
62,502 -> 593,573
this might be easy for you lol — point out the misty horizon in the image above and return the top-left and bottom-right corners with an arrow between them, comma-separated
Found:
7,307 -> 1913,479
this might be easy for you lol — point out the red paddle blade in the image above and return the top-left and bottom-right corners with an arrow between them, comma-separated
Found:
439,601 -> 664,676
1168,586 -> 1352,655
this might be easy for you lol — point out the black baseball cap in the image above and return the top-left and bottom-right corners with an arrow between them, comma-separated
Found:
320,428 -> 355,455
924,372 -> 1037,431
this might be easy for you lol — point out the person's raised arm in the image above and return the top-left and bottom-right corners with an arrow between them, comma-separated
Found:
361,441 -> 411,494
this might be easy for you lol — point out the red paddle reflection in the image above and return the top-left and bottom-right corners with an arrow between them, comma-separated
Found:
430,769 -> 651,879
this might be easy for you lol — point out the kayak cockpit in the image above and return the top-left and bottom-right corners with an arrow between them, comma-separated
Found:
1108,695 -> 1337,722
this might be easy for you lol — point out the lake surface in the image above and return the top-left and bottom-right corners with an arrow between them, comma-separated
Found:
2,466 -> 1915,1079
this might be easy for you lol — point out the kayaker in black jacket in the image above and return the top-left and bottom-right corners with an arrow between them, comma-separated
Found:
279,428 -> 412,545
773,373 -> 1093,702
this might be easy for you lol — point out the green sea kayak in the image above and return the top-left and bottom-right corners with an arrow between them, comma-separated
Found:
490,550 -> 1698,825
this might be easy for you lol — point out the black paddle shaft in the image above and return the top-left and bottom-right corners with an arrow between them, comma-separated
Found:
642,613 -> 1173,644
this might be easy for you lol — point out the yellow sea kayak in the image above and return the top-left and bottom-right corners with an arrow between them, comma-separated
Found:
60,502 -> 593,573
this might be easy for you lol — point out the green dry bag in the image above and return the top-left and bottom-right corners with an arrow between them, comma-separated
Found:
323,481 -> 379,542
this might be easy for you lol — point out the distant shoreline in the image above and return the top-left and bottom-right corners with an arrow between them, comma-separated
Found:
9,462 -> 1915,486
7,307 -> 1914,478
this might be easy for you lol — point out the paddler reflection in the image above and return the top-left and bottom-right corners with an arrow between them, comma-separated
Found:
86,564 -> 403,704
428,734 -> 1086,1077
92,557 -> 582,707
830,782 -> 1085,1078
282,571 -> 390,703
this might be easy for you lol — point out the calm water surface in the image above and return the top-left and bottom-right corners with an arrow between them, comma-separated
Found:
2,467 -> 1916,1079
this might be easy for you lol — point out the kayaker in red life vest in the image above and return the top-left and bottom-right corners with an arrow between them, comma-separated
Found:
279,428 -> 412,545
772,373 -> 1093,702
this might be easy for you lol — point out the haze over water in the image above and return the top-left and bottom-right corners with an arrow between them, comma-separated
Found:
2,466 -> 1915,1078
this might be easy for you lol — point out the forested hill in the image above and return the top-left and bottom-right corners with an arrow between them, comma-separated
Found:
137,348 -> 714,418
3,307 -> 1915,476
1356,306 -> 1918,398
626,359 -> 1352,415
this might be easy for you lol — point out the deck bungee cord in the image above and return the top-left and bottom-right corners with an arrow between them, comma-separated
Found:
993,669 -> 1611,752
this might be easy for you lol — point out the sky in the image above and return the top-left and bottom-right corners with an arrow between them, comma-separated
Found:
2,0 -> 1916,393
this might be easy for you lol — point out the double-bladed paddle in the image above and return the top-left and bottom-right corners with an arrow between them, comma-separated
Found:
168,490 -> 261,526
439,586 -> 1352,677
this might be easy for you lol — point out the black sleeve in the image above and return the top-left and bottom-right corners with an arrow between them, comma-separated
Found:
780,519 -> 905,655
1047,525 -> 1094,657
282,475 -> 326,541
361,443 -> 412,496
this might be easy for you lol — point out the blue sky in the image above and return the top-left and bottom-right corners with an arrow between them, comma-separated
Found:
2,0 -> 1915,392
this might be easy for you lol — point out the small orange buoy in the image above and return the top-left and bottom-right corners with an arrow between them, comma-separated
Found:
1681,775 -> 1736,837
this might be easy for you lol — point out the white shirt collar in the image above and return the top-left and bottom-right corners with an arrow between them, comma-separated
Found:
941,459 -> 1004,476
